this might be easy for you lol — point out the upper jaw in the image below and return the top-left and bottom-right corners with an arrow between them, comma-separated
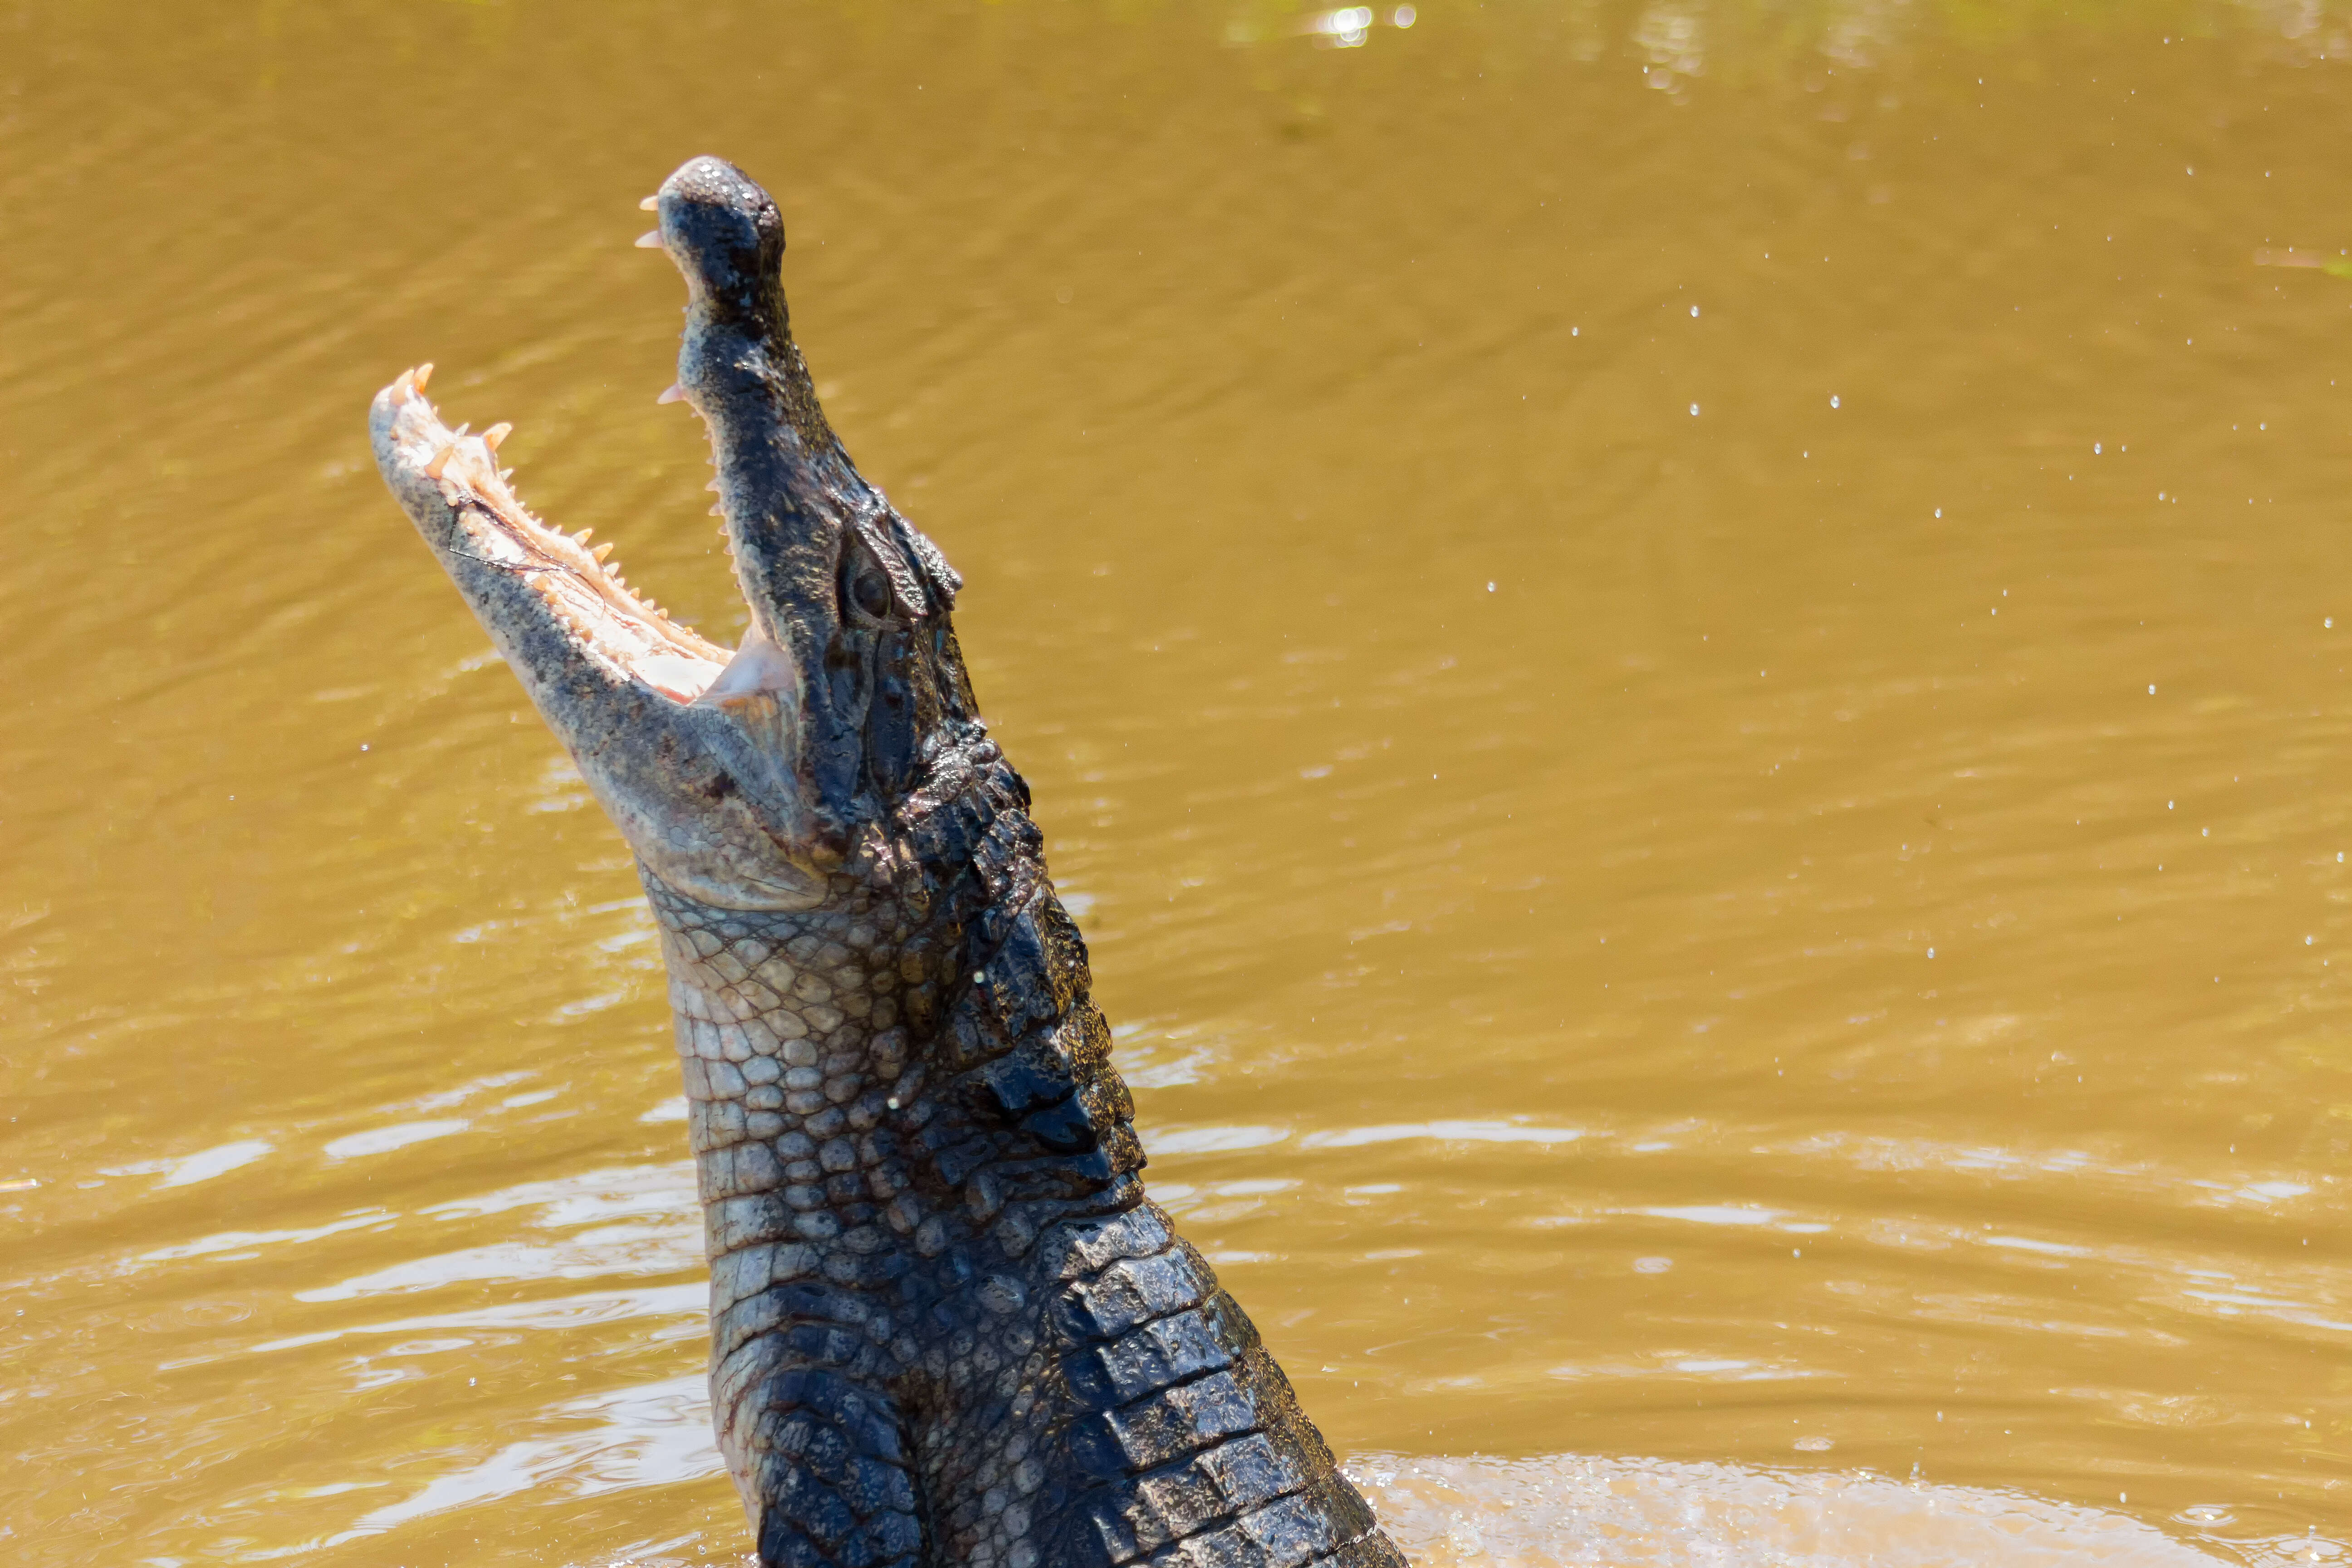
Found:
647,157 -> 975,829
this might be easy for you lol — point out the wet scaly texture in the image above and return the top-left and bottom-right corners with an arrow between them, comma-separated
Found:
651,852 -> 1395,1568
364,147 -> 1404,1568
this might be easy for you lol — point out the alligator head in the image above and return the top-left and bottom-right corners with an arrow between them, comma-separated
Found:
371,155 -> 976,911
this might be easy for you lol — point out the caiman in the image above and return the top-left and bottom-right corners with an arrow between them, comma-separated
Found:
370,156 -> 1406,1568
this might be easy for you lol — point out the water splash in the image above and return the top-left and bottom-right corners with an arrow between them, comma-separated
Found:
1349,1454 -> 2228,1567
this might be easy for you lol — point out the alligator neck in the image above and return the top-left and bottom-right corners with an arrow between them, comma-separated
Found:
645,744 -> 1145,1291
651,872 -> 921,1259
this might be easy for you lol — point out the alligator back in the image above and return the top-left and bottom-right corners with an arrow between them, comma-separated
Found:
649,735 -> 1403,1568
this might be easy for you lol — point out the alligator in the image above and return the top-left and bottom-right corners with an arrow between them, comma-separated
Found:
370,156 -> 1406,1568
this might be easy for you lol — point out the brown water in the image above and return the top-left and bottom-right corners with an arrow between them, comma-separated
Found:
9,3 -> 2352,1563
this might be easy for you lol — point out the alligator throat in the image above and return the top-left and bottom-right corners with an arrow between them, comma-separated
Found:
370,155 -> 1405,1568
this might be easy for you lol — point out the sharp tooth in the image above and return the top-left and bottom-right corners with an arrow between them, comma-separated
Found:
499,468 -> 514,482
453,423 -> 470,439
704,479 -> 721,492
483,421 -> 512,452
634,230 -> 664,249
657,384 -> 685,405
593,544 -> 615,562
424,442 -> 456,480
639,194 -> 660,211
415,363 -> 435,392
573,528 -> 595,543
710,503 -> 725,516
394,368 -> 416,396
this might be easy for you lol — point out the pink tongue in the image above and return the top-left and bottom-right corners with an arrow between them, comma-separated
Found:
691,628 -> 797,706
634,652 -> 724,702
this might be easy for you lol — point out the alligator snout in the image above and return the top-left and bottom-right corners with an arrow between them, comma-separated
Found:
644,154 -> 789,331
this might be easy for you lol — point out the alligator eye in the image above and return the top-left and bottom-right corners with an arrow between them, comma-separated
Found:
852,570 -> 892,620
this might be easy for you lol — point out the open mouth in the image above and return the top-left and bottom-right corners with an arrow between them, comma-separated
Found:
376,363 -> 733,705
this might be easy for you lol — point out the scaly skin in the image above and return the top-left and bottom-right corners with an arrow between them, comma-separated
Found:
370,156 -> 1405,1568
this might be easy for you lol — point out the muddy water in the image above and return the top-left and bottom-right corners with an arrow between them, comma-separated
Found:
8,2 -> 2352,1563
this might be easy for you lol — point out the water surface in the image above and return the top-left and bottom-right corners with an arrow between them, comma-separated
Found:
7,3 -> 2352,1563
